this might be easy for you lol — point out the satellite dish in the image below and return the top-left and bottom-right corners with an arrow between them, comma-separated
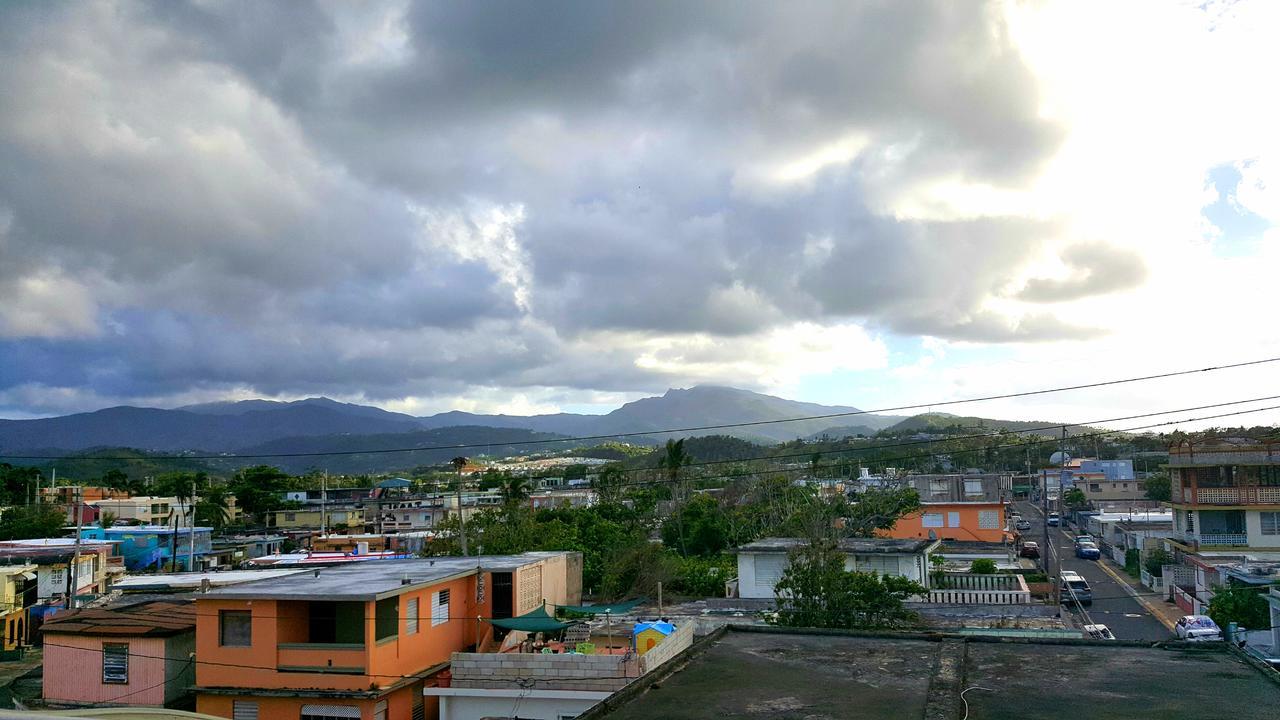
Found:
1049,451 -> 1071,466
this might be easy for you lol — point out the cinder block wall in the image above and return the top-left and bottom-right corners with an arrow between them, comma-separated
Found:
639,623 -> 694,674
450,652 -> 637,692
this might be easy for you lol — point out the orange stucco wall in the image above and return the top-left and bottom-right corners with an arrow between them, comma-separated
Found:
884,503 -> 1007,543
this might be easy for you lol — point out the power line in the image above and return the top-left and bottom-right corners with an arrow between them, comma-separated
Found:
7,355 -> 1280,462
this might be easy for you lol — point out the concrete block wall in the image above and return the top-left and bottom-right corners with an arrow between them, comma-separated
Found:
638,623 -> 694,675
450,652 -> 637,692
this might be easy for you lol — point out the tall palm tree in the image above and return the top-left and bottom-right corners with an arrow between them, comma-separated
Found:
659,439 -> 693,555
451,457 -> 469,556
499,475 -> 532,507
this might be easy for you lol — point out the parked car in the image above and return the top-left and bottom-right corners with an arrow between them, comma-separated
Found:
1075,540 -> 1101,560
1060,571 -> 1093,605
1019,541 -> 1040,559
1074,535 -> 1093,544
1016,519 -> 1032,531
1083,624 -> 1116,641
1047,512 -> 1061,526
1175,615 -> 1223,642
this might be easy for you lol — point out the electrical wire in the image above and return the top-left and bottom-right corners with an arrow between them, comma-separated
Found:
7,355 -> 1280,462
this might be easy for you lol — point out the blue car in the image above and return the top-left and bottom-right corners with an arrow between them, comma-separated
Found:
1075,541 -> 1100,560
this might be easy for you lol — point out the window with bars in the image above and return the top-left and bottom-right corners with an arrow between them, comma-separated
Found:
406,597 -> 420,635
432,589 -> 450,627
947,512 -> 960,528
102,643 -> 128,684
963,480 -> 984,496
1262,512 -> 1280,535
978,510 -> 1000,529
922,513 -> 944,528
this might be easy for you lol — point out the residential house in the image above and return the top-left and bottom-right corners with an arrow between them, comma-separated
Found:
79,526 -> 213,571
734,537 -> 939,600
194,551 -> 582,720
39,486 -> 131,504
1167,437 -> 1280,549
270,505 -> 365,531
208,535 -> 287,569
0,539 -> 119,603
883,473 -> 1012,543
366,498 -> 448,533
0,564 -> 37,651
40,601 -> 196,709
428,621 -> 694,720
311,532 -> 436,555
529,489 -> 597,510
87,496 -> 184,526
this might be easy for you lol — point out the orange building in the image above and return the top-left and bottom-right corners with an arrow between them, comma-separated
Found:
881,474 -> 1012,543
194,551 -> 582,720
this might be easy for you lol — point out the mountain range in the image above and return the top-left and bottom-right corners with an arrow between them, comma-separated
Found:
0,387 -> 903,463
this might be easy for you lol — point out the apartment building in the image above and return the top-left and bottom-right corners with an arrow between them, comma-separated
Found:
0,564 -> 37,651
883,473 -> 1012,543
79,526 -> 213,571
1167,437 -> 1280,549
194,551 -> 582,720
87,496 -> 182,525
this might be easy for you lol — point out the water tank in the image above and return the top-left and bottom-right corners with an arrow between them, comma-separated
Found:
1049,451 -> 1071,466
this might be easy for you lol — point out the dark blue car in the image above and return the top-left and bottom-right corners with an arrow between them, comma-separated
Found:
1075,540 -> 1100,560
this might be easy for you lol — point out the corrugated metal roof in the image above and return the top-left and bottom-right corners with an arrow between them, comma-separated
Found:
39,600 -> 195,637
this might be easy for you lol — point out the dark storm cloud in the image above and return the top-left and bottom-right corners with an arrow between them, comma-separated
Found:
0,0 -> 1104,413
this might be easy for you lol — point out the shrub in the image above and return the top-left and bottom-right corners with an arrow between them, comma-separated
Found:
969,559 -> 998,574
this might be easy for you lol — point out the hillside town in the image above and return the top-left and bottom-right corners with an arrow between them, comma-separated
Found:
0,429 -> 1275,718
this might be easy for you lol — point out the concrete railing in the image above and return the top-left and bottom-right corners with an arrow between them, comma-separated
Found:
921,573 -> 1031,605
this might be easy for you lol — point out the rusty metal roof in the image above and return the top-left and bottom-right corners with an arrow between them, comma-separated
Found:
39,600 -> 196,637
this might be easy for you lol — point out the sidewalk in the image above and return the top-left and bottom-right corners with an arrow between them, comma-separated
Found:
1094,556 -> 1182,631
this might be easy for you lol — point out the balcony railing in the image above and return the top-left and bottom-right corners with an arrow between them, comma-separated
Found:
1175,486 -> 1280,505
1190,533 -> 1249,546
277,643 -> 366,674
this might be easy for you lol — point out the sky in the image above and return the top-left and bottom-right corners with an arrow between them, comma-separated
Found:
1,0 -> 1278,430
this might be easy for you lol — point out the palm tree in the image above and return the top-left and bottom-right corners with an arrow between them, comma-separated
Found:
659,439 -> 693,555
499,475 -> 532,507
99,510 -> 118,529
196,487 -> 231,530
451,457 -> 469,556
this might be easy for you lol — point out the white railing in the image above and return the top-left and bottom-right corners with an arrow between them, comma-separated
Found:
1140,567 -> 1164,593
1197,533 -> 1248,546
921,573 -> 1032,605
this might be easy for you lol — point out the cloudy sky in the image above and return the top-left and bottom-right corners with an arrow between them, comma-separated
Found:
2,0 -> 1278,429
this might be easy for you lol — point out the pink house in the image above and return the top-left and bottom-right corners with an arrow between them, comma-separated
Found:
39,600 -> 196,709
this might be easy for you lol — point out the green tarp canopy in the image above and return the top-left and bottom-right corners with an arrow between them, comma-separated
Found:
557,598 -> 646,615
487,606 -> 578,633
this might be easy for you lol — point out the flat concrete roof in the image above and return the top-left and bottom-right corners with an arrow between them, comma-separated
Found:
736,537 -> 935,554
114,569 -> 308,591
203,552 -> 570,601
591,629 -> 1280,720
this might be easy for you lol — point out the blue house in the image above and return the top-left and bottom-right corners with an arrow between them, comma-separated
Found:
79,526 -> 213,571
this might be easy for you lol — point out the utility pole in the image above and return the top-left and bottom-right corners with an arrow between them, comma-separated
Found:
68,486 -> 84,608
452,457 -> 469,556
188,487 -> 198,573
321,471 -> 328,538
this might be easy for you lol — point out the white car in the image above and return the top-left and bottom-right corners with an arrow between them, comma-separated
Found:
1083,624 -> 1116,640
1175,615 -> 1222,641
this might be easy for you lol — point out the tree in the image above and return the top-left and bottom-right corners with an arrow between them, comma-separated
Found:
773,540 -> 924,629
451,457 -> 469,556
661,493 -> 729,557
969,559 -> 997,574
101,469 -> 130,491
499,475 -> 532,519
99,511 -> 118,529
659,439 -> 693,555
228,466 -> 291,525
0,505 -> 69,541
844,487 -> 922,538
592,465 -> 625,505
196,487 -> 232,529
1207,584 -> 1270,631
1143,548 -> 1173,577
1144,471 -> 1172,502
1063,488 -> 1088,510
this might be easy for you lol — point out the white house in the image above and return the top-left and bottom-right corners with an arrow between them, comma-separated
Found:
734,537 -> 939,600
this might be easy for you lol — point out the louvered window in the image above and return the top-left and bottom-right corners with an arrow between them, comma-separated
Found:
102,643 -> 128,684
432,589 -> 450,627
232,701 -> 258,720
406,597 -> 419,635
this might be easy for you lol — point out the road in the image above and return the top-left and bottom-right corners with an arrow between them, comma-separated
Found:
1016,501 -> 1171,641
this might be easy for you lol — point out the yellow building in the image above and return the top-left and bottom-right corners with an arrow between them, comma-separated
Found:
0,563 -> 37,651
270,506 -> 365,530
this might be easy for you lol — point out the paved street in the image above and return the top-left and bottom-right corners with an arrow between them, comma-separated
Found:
1016,502 -> 1172,641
